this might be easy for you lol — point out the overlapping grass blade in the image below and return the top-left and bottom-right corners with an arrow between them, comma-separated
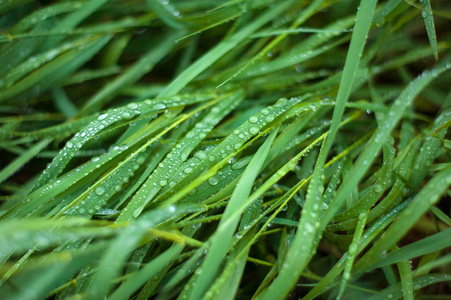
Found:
0,1 -> 449,299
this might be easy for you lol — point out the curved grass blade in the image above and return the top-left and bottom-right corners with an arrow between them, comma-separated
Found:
241,15 -> 355,79
0,35 -> 111,102
0,35 -> 95,89
333,140 -> 395,223
158,0 -> 295,98
396,253 -> 414,300
79,32 -> 179,114
0,243 -> 106,300
118,90 -> 244,220
367,274 -> 451,300
321,61 -> 451,229
354,166 -> 451,273
7,2 -> 83,34
86,204 -> 206,299
216,0 -> 327,87
108,225 -> 199,300
421,0 -> 439,60
336,211 -> 368,300
42,0 -> 108,49
30,93 -> 214,193
146,0 -> 185,29
0,218 -> 112,262
184,127 -> 278,300
0,139 -> 50,185
258,1 -> 378,298
302,201 -> 410,300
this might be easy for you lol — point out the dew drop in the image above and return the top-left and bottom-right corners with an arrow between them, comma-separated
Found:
265,115 -> 275,123
249,126 -> 259,135
127,103 -> 138,109
153,103 -> 166,110
168,205 -> 176,213
276,97 -> 288,107
249,116 -> 258,123
305,222 -> 314,233
95,187 -> 105,195
186,131 -> 195,139
98,113 -> 108,120
133,206 -> 143,218
373,185 -> 383,193
195,151 -> 206,160
208,176 -> 219,185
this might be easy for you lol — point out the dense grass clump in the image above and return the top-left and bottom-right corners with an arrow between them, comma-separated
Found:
1,0 -> 451,299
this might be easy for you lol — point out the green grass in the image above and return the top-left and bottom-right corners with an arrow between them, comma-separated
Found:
0,0 -> 450,299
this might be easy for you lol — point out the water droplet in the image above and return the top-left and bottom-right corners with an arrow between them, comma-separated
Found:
265,115 -> 274,123
373,185 -> 383,193
195,151 -> 206,160
98,113 -> 108,120
133,206 -> 143,218
249,116 -> 258,123
159,180 -> 167,187
153,103 -> 166,110
249,126 -> 259,135
208,176 -> 219,185
276,97 -> 288,107
95,187 -> 105,195
305,223 -> 314,233
127,103 -> 138,109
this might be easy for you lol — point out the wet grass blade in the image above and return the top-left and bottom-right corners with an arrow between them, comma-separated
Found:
185,127 -> 278,300
0,139 -> 50,185
421,0 -> 439,60
258,1 -> 378,298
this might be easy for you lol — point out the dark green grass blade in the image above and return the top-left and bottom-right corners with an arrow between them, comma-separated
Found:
258,1 -> 378,298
